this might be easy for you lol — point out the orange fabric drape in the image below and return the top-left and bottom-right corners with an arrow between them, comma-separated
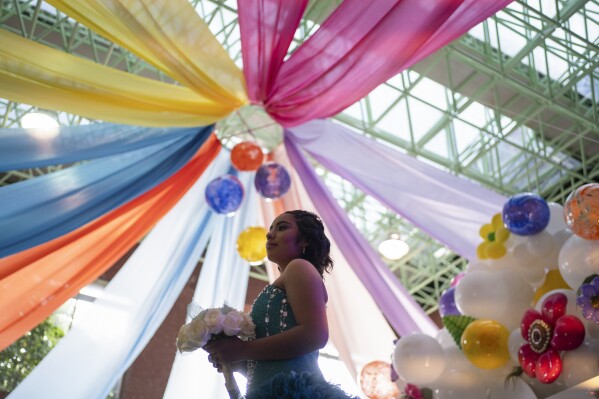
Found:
0,134 -> 221,350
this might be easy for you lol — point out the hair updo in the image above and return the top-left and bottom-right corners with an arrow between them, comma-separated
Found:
285,210 -> 333,278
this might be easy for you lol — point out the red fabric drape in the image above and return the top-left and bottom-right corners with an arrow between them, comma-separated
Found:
0,135 -> 220,350
238,0 -> 513,127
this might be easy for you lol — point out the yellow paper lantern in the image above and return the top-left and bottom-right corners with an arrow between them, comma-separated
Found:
461,319 -> 510,370
236,226 -> 267,265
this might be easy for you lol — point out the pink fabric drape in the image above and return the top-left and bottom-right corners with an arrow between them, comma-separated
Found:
238,0 -> 309,102
238,0 -> 514,127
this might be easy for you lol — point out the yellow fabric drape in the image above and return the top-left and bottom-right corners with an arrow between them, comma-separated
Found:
46,0 -> 247,105
0,29 -> 236,126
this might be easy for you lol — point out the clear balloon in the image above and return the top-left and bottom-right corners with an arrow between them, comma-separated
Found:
393,333 -> 445,385
508,328 -> 526,362
205,174 -> 244,214
545,202 -> 567,234
526,231 -> 556,257
558,234 -> 599,289
454,269 -> 509,321
502,193 -> 550,236
359,361 -> 400,399
254,162 -> 291,199
432,369 -> 487,399
236,226 -> 267,264
461,319 -> 511,369
564,183 -> 599,240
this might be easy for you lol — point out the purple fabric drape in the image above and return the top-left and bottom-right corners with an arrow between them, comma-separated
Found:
238,0 -> 309,102
285,134 -> 438,337
239,0 -> 514,127
287,120 -> 507,260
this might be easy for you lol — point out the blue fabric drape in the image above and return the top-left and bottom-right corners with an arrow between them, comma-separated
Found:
0,126 -> 213,257
8,151 -> 232,399
0,124 -> 201,171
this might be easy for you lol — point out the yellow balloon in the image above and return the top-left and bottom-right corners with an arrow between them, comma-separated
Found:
494,226 -> 510,243
477,242 -> 490,259
533,269 -> 572,305
461,319 -> 510,370
491,213 -> 504,230
486,242 -> 506,259
236,226 -> 267,265
479,224 -> 494,240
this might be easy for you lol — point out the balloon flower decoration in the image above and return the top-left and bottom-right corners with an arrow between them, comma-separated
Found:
205,174 -> 244,215
477,213 -> 511,259
236,226 -> 267,265
518,292 -> 585,383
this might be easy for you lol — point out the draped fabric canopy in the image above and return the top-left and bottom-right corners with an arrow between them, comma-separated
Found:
0,1 -> 513,397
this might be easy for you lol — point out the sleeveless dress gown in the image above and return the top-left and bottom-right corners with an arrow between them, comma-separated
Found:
245,285 -> 358,399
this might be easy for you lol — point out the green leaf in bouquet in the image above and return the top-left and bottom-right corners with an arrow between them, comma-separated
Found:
442,315 -> 477,348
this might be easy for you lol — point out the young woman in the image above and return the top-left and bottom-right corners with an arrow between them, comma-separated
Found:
204,210 -> 357,398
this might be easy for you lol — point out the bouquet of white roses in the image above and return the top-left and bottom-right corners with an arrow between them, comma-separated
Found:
176,304 -> 256,399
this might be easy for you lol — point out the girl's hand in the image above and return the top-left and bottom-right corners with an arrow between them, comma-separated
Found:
203,336 -> 248,364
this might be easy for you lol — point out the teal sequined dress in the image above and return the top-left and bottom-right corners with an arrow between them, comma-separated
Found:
245,285 -> 358,399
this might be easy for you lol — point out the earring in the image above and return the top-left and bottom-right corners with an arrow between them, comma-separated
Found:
302,246 -> 306,254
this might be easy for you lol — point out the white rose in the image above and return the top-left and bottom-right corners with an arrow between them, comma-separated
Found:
222,311 -> 243,336
189,319 -> 211,347
176,324 -> 205,353
238,312 -> 256,339
203,308 -> 225,334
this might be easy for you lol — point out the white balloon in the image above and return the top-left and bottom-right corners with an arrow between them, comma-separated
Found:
435,327 -> 456,349
560,338 -> 599,387
558,235 -> 599,289
552,228 -> 573,251
512,243 -> 535,266
455,269 -> 509,321
525,375 -> 567,398
488,378 -> 537,399
465,261 -> 491,273
535,289 -> 577,316
546,202 -> 567,234
393,333 -> 445,385
584,317 -> 599,338
526,231 -> 556,257
508,328 -> 526,363
432,369 -> 487,399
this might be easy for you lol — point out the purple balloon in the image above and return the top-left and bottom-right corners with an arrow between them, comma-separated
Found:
254,162 -> 291,199
439,287 -> 461,317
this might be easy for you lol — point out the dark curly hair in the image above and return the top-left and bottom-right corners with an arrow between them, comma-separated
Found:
285,210 -> 333,278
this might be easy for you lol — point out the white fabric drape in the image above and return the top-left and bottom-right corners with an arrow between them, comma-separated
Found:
164,169 -> 258,399
8,150 -> 231,399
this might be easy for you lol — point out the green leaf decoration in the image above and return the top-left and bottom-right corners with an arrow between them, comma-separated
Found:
442,315 -> 477,349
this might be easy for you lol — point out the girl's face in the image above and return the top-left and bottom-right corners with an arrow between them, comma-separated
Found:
265,213 -> 304,266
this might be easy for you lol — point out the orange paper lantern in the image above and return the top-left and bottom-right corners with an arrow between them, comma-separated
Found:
359,361 -> 400,399
231,141 -> 264,171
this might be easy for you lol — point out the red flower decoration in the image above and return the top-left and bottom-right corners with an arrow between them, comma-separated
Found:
518,292 -> 586,384
403,384 -> 423,399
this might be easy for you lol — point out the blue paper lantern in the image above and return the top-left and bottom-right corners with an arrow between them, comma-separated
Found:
502,193 -> 550,236
254,162 -> 291,199
439,287 -> 461,318
205,174 -> 244,214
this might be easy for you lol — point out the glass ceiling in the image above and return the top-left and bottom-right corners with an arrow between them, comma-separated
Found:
1,0 -> 597,314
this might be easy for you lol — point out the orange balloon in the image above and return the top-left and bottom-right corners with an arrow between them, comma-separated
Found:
359,361 -> 400,399
564,183 -> 599,240
231,141 -> 264,171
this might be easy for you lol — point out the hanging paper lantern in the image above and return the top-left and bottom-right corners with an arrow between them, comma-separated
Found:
358,361 -> 400,399
231,141 -> 264,171
503,193 -> 550,236
564,183 -> 599,240
205,174 -> 244,214
254,162 -> 291,199
236,226 -> 267,265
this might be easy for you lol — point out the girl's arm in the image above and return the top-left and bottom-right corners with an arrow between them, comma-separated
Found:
204,259 -> 328,363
